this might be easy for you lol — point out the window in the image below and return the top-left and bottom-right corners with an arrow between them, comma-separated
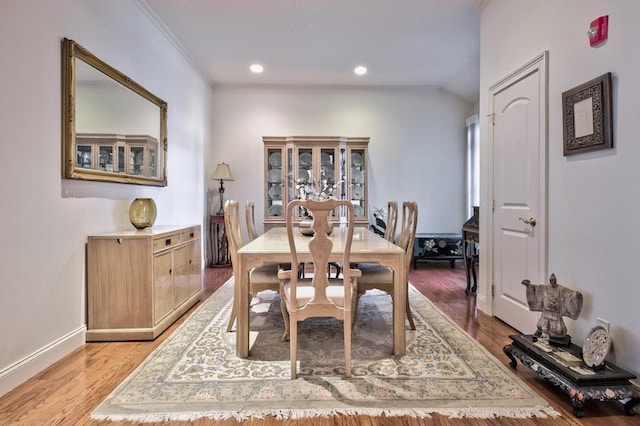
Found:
465,114 -> 480,217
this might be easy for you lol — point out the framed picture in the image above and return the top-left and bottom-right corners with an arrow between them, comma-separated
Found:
562,72 -> 613,156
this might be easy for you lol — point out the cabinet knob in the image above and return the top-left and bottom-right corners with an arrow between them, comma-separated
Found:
116,238 -> 122,244
165,238 -> 171,245
190,232 -> 194,238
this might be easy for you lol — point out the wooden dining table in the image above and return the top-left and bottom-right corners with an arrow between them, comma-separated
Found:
235,226 -> 407,358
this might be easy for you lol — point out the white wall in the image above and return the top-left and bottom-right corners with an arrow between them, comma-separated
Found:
0,0 -> 211,396
209,85 -> 473,249
480,0 -> 640,376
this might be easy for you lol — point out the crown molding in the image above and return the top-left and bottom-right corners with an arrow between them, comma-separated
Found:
133,0 -> 213,86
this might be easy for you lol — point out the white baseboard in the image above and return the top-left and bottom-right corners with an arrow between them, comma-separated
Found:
0,326 -> 86,398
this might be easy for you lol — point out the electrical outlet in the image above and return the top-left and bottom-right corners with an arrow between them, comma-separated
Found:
596,317 -> 610,333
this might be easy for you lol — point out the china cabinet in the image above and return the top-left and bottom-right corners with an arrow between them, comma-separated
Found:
76,133 -> 158,177
263,136 -> 369,229
86,225 -> 202,341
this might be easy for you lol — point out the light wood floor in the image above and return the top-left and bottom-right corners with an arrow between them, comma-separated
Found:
0,263 -> 638,425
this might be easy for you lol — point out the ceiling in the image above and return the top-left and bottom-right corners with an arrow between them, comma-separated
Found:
140,0 -> 484,103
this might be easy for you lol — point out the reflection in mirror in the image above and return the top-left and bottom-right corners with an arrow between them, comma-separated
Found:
62,38 -> 167,186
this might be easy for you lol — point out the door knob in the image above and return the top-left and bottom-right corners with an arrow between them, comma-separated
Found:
518,217 -> 537,227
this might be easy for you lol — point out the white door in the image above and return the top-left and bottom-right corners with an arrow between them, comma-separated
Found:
489,53 -> 548,334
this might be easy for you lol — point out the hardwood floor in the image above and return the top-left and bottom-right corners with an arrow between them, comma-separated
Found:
0,263 -> 637,425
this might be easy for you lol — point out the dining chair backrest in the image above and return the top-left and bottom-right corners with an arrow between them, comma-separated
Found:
383,201 -> 398,243
245,201 -> 259,241
223,200 -> 243,272
285,198 -> 355,308
397,201 -> 419,271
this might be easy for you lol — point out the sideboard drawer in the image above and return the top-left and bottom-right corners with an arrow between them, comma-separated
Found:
181,227 -> 199,242
153,233 -> 181,252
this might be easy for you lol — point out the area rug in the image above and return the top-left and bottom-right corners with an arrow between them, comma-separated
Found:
91,279 -> 559,422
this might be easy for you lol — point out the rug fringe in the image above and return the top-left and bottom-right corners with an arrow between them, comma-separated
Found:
91,405 -> 561,423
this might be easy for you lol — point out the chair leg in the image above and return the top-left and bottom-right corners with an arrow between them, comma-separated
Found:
226,298 -> 237,332
290,316 -> 298,379
353,290 -> 365,326
351,291 -> 358,329
406,296 -> 416,330
344,313 -> 352,378
281,297 -> 290,342
332,262 -> 341,278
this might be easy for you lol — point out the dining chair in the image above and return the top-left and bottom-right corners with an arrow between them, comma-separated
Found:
246,199 -> 306,278
245,200 -> 259,241
224,200 -> 284,332
383,201 -> 399,243
354,201 -> 418,330
278,198 -> 361,379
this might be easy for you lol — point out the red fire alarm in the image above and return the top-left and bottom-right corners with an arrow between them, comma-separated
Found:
588,15 -> 608,47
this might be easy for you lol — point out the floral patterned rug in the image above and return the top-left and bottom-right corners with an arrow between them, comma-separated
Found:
91,279 -> 559,422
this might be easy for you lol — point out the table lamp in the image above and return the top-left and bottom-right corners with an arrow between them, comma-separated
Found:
212,162 -> 234,215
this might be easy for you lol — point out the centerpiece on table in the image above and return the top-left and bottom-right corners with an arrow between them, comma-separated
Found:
296,176 -> 342,236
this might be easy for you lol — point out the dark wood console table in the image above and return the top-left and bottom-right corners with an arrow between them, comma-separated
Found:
209,214 -> 230,268
504,334 -> 639,417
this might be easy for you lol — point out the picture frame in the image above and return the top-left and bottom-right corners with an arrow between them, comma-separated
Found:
562,72 -> 613,156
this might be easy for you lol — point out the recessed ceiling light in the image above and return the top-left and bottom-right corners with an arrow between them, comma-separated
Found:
249,64 -> 264,74
354,65 -> 367,76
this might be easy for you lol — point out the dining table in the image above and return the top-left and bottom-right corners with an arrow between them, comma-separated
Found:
235,226 -> 407,358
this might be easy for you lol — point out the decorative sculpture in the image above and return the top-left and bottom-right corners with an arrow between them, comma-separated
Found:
521,273 -> 583,346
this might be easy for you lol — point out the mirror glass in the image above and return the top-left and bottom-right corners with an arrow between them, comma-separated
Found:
62,38 -> 167,186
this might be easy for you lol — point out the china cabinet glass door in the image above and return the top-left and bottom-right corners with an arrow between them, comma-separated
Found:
265,147 -> 285,219
294,147 -> 313,220
129,146 -> 144,175
348,146 -> 367,221
77,145 -> 93,169
98,145 -> 114,172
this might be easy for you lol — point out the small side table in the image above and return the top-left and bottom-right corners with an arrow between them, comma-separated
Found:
209,214 -> 230,267
504,334 -> 639,417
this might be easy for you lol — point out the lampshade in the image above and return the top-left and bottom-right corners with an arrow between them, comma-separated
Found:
211,162 -> 234,181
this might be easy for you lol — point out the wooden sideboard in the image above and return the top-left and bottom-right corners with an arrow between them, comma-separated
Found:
86,225 -> 202,341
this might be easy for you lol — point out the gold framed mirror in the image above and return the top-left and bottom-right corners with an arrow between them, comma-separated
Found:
62,38 -> 168,186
